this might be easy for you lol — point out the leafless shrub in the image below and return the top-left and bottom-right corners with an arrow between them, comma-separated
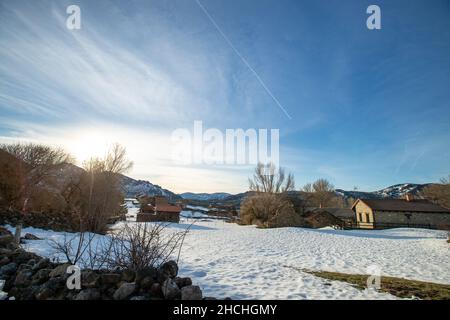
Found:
51,222 -> 191,270
101,223 -> 190,271
49,231 -> 94,266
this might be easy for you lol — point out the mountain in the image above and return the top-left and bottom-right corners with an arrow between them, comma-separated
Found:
119,175 -> 181,201
198,183 -> 434,208
335,183 -> 432,200
180,192 -> 232,201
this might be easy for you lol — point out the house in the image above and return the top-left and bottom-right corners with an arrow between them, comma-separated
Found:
310,207 -> 356,224
351,195 -> 450,230
136,195 -> 181,223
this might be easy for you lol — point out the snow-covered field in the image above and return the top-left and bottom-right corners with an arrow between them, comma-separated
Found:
4,218 -> 449,300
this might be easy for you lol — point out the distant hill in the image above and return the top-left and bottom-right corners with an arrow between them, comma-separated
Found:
119,175 -> 181,201
180,192 -> 232,201
187,183 -> 434,207
335,183 -> 432,200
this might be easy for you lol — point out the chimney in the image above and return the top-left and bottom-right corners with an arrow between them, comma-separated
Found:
405,194 -> 414,202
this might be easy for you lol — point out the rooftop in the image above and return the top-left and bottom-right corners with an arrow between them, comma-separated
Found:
356,199 -> 450,213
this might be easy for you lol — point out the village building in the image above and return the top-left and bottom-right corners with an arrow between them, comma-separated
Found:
136,195 -> 181,223
351,195 -> 450,230
310,207 -> 356,225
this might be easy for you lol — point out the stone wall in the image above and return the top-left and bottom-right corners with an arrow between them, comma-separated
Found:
374,211 -> 450,229
0,208 -> 78,233
0,226 -> 208,300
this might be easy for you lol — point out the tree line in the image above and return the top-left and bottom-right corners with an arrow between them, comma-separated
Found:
0,142 -> 132,233
240,163 -> 450,228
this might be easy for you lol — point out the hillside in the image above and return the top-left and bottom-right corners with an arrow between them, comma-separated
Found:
119,174 -> 181,201
335,183 -> 432,200
180,192 -> 231,201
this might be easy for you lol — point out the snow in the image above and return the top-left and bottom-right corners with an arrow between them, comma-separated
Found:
180,210 -> 209,219
3,220 -> 449,300
185,205 -> 210,212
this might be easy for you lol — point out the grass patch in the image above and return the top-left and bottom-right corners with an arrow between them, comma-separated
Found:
301,269 -> 450,300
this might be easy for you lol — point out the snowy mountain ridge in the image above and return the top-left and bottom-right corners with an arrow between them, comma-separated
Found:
335,183 -> 431,200
119,175 -> 181,201
180,192 -> 232,201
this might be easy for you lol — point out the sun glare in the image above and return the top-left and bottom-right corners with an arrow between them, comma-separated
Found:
68,132 -> 111,165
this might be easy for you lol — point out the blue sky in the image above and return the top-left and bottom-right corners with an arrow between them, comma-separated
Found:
1,0 -> 450,193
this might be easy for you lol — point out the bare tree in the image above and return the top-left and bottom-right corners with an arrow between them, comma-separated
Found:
241,163 -> 299,227
0,143 -> 73,213
76,143 -> 133,233
422,175 -> 450,209
249,163 -> 295,193
301,178 -> 337,208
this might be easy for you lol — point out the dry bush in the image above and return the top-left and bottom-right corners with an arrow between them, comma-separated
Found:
101,223 -> 190,270
240,193 -> 301,228
50,222 -> 190,270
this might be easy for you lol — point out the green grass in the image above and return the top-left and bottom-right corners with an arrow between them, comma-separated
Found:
300,269 -> 450,300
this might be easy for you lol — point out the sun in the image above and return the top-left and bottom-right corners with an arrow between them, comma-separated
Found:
67,132 -> 111,165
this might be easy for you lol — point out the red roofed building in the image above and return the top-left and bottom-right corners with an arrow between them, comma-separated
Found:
137,196 -> 181,223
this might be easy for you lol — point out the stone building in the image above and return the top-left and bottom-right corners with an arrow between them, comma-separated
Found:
351,195 -> 450,230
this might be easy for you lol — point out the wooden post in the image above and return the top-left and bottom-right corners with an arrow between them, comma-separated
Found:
14,224 -> 22,245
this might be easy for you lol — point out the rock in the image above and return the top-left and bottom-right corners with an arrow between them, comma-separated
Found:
32,269 -> 52,285
0,226 -> 11,236
20,285 -> 39,300
32,258 -> 51,271
81,270 -> 100,288
181,285 -> 202,300
161,278 -> 180,300
203,297 -> 218,300
35,287 -> 54,300
130,295 -> 147,300
121,269 -> 136,282
34,276 -> 66,300
49,263 -> 71,278
17,263 -> 32,272
149,283 -> 163,298
14,251 -> 37,265
101,273 -> 121,286
76,288 -> 101,300
0,256 -> 10,266
27,259 -> 36,266
113,282 -> 136,300
14,270 -> 33,287
0,234 -> 14,246
140,276 -> 154,290
158,261 -> 178,281
23,233 -> 41,240
0,262 -> 17,277
174,277 -> 192,288
0,248 -> 13,256
135,267 -> 157,284
45,277 -> 65,292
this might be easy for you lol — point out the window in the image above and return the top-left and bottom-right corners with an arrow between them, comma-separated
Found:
358,212 -> 363,222
365,213 -> 370,223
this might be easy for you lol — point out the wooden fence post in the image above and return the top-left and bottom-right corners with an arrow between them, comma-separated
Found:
14,224 -> 22,245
